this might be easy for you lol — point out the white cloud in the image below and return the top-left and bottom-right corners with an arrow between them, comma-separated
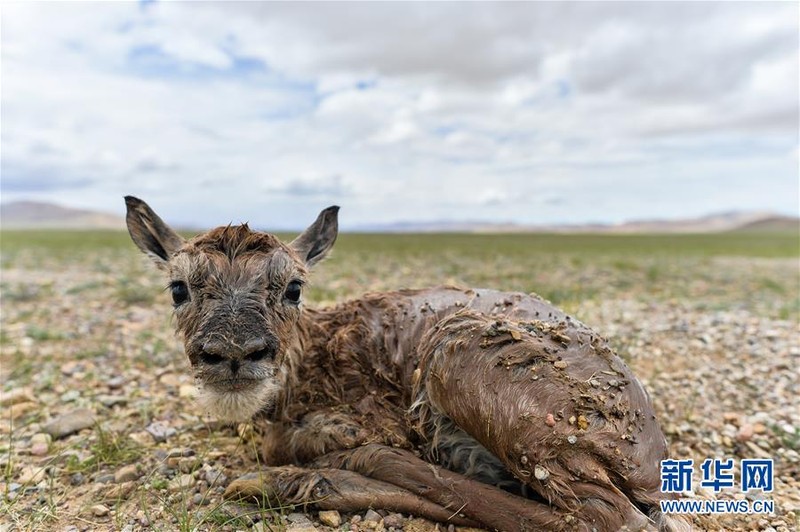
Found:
1,2 -> 797,228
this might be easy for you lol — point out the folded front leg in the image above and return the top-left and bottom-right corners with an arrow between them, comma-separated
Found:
257,410 -> 375,465
224,465 -> 479,527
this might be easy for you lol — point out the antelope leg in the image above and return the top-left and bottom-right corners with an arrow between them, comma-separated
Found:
313,444 -> 572,532
223,465 -> 480,527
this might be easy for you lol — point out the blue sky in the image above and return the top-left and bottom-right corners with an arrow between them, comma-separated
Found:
1,2 -> 798,229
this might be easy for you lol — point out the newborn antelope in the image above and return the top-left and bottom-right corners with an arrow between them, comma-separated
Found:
125,197 -> 687,531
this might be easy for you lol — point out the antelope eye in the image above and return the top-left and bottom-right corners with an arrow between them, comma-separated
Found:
171,281 -> 189,305
285,281 -> 302,303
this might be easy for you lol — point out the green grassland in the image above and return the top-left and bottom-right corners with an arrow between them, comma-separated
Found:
2,228 -> 798,257
2,228 -> 798,319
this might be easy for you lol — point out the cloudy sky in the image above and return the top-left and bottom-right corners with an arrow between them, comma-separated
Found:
2,2 -> 798,229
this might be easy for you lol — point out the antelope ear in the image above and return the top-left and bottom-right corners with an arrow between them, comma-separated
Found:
124,196 -> 185,269
290,206 -> 339,267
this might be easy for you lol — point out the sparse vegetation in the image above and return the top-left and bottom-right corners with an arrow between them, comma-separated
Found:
1,228 -> 798,530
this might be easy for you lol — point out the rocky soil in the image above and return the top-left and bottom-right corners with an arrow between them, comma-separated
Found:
1,243 -> 798,531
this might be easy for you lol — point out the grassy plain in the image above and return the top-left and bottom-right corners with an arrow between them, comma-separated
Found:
1,229 -> 798,531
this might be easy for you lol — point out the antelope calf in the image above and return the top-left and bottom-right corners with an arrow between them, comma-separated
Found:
125,197 -> 687,531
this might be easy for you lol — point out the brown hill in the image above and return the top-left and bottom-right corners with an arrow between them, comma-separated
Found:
1,201 -> 125,230
733,215 -> 799,233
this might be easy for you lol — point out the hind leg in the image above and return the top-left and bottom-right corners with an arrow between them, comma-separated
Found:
413,312 -> 659,530
313,444 -> 572,531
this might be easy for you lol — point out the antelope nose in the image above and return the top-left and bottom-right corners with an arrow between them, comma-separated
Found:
199,338 -> 275,366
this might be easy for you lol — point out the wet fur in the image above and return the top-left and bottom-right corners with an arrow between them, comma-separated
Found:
126,197 -> 690,532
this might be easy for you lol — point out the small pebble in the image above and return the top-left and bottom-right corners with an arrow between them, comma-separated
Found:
61,362 -> 83,376
402,518 -> 438,532
319,510 -> 342,527
10,402 -> 38,420
737,424 -> 754,442
107,376 -> 126,389
30,433 -> 52,445
553,360 -> 568,369
287,512 -> 314,523
363,509 -> 382,524
167,447 -> 195,458
204,468 -> 228,486
158,373 -> 181,387
178,457 -> 200,473
42,409 -> 95,439
91,504 -> 110,517
129,431 -> 153,447
18,466 -> 47,484
30,442 -> 49,456
60,390 -> 80,402
383,513 -> 406,528
545,413 -> 556,427
168,474 -> 195,492
286,527 -> 318,532
145,422 -> 176,443
114,465 -> 139,483
96,395 -> 128,407
0,388 -> 37,406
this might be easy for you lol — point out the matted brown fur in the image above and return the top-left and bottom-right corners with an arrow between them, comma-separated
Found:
125,196 -> 690,532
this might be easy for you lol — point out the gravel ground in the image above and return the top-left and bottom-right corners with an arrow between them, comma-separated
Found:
1,246 -> 798,531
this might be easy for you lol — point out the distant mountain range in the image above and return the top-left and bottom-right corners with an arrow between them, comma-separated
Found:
1,201 -> 126,230
1,200 -> 797,233
355,211 -> 799,233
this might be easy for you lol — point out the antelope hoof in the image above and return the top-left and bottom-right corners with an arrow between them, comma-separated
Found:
223,472 -> 275,502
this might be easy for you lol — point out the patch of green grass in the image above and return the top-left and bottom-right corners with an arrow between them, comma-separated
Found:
2,282 -> 54,302
611,259 -> 638,272
91,424 -> 142,467
781,431 -> 800,451
25,325 -> 65,342
6,349 -> 37,381
64,424 -> 143,474
150,478 -> 168,490
778,301 -> 799,321
115,278 -> 157,305
200,504 -> 257,528
646,264 -> 662,283
759,277 -> 787,294
65,281 -> 104,295
74,348 -> 109,360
